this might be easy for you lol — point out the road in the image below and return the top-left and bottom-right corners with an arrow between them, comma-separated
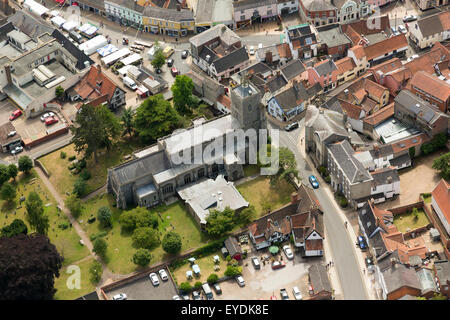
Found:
269,119 -> 369,300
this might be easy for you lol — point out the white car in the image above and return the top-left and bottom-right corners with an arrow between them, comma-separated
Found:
248,46 -> 255,55
292,286 -> 303,300
10,146 -> 23,155
112,293 -> 127,300
406,54 -> 419,63
7,131 -> 16,137
403,15 -> 417,23
397,25 -> 407,34
172,295 -> 181,300
40,112 -> 55,122
236,276 -> 245,287
283,245 -> 294,260
149,272 -> 159,286
159,269 -> 168,281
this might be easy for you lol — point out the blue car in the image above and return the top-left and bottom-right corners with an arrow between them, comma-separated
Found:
357,236 -> 368,251
309,175 -> 319,189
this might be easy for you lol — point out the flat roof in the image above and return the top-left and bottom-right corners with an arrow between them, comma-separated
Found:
374,118 -> 421,144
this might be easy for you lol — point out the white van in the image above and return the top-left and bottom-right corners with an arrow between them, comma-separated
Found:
123,76 -> 137,90
202,283 -> 214,300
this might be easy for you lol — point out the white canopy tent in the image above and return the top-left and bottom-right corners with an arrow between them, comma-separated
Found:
62,20 -> 79,32
24,0 -> 49,17
51,16 -> 66,28
97,44 -> 118,57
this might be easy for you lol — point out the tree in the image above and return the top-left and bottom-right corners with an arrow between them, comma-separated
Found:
171,75 -> 194,114
73,178 -> 88,198
194,281 -> 202,290
25,192 -> 49,235
239,206 -> 256,225
207,273 -> 219,284
93,238 -> 108,259
432,152 -> 450,181
205,207 -> 235,238
224,265 -> 242,277
7,164 -> 18,181
55,85 -> 65,101
89,260 -> 103,284
134,94 -> 179,143
412,207 -> 419,221
18,156 -> 33,175
151,48 -> 166,70
119,207 -> 157,232
0,183 -> 16,204
132,227 -> 160,249
1,219 -> 28,238
65,194 -> 83,219
121,107 -> 134,137
132,248 -> 152,267
179,282 -> 192,293
162,231 -> 182,254
70,104 -> 121,163
0,164 -> 10,185
0,233 -> 62,299
97,206 -> 113,229
270,147 -> 298,186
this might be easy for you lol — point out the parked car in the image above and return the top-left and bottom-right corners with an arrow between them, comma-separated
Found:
271,261 -> 286,270
390,26 -> 400,36
156,68 -> 162,74
10,146 -> 23,155
167,58 -> 174,67
365,257 -> 374,266
283,245 -> 294,260
112,293 -> 127,300
285,122 -> 299,131
182,295 -> 190,300
280,288 -> 289,300
292,286 -> 303,300
123,76 -> 138,90
397,25 -> 407,34
7,131 -> 16,137
171,67 -> 179,77
149,272 -> 159,286
357,236 -> 368,251
248,46 -> 255,55
159,269 -> 168,281
192,291 -> 201,300
251,256 -> 261,270
40,112 -> 55,122
235,275 -> 245,287
406,54 -> 419,62
172,295 -> 181,300
213,283 -> 222,295
403,15 -> 417,22
181,50 -> 189,59
162,46 -> 174,58
202,283 -> 214,300
44,116 -> 58,126
309,175 -> 319,189
9,109 -> 22,121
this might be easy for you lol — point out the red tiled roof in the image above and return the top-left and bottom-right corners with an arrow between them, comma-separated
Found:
363,102 -> 394,126
217,94 -> 231,109
305,239 -> 323,251
404,43 -> 450,76
410,71 -> 450,102
338,99 -> 363,119
277,43 -> 292,59
369,58 -> 402,74
438,11 -> 450,31
431,179 -> 450,226
364,78 -> 387,100
364,34 -> 408,61
335,57 -> 356,75
391,133 -> 430,154
353,88 -> 367,103
350,45 -> 365,60
73,65 -> 120,104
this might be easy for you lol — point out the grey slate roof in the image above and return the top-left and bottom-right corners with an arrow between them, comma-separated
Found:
233,0 -> 277,11
316,24 -> 351,48
7,10 -> 54,41
315,59 -> 338,77
212,46 -> 249,73
302,0 -> 337,11
358,202 -> 378,238
305,105 -> 350,141
434,260 -> 450,284
51,29 -> 93,71
0,22 -> 15,43
320,96 -> 342,114
143,6 -> 194,22
417,13 -> 445,38
394,90 -> 445,125
382,263 -> 421,295
389,153 -> 411,168
273,82 -> 309,111
308,264 -> 332,294
369,144 -> 394,159
371,167 -> 400,186
266,75 -> 287,93
190,24 -> 240,48
280,59 -> 306,81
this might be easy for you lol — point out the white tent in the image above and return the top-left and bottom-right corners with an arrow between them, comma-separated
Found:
101,48 -> 131,66
79,35 -> 108,56
51,16 -> 66,28
120,53 -> 142,66
62,20 -> 79,32
49,10 -> 60,17
24,0 -> 49,17
96,44 -> 118,57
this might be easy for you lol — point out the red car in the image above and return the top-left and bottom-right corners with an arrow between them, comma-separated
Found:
44,116 -> 59,126
271,261 -> 286,270
9,109 -> 22,121
171,67 -> 179,77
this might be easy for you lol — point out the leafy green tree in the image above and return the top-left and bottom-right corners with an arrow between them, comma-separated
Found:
70,104 -> 121,163
239,206 -> 256,225
205,207 -> 235,237
93,238 -> 108,259
224,265 -> 242,277
0,233 -> 62,299
171,75 -> 194,114
0,164 -> 10,185
25,192 -> 49,235
412,207 -> 419,221
194,281 -> 202,290
432,152 -> 450,181
162,231 -> 182,254
65,194 -> 83,219
55,85 -> 65,101
132,248 -> 152,267
0,183 -> 16,204
151,48 -> 166,70
18,156 -> 33,175
119,207 -> 157,232
207,273 -> 219,284
89,260 -> 103,283
132,227 -> 160,249
270,147 -> 298,186
73,178 -> 88,198
134,94 -> 179,143
121,107 -> 134,137
7,164 -> 18,181
179,282 -> 192,293
97,206 -> 113,229
1,219 -> 28,238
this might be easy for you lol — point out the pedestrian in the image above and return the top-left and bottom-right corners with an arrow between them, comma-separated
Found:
363,268 -> 365,275
344,221 -> 348,229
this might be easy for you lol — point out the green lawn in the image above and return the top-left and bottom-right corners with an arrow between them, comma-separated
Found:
237,176 -> 296,218
39,137 -> 144,199
54,257 -> 97,300
243,164 -> 260,177
393,209 -> 430,233
0,171 -> 90,266
79,195 -> 209,274
422,194 -> 432,204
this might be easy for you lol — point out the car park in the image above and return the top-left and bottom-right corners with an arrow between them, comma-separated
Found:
112,293 -> 127,300
149,272 -> 159,286
159,269 -> 168,281
171,67 -> 179,77
283,245 -> 294,260
309,175 -> 319,189
10,146 -> 23,155
397,25 -> 407,34
167,58 -> 174,67
44,117 -> 59,126
280,288 -> 289,300
181,50 -> 189,59
9,109 -> 22,121
213,283 -> 222,295
172,295 -> 181,300
285,122 -> 299,131
40,112 -> 55,122
192,291 -> 201,300
403,15 -> 417,22
357,236 -> 368,251
236,276 -> 245,287
271,261 -> 286,270
292,287 -> 302,300
251,256 -> 261,269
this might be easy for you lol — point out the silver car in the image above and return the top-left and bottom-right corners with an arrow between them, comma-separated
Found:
11,146 -> 23,155
283,245 -> 294,260
149,272 -> 159,286
40,112 -> 55,122
159,269 -> 168,281
112,293 -> 127,300
292,286 -> 303,300
236,276 -> 245,287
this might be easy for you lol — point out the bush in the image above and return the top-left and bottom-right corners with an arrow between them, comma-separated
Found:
89,260 -> 103,284
60,152 -> 67,159
97,206 -> 113,229
324,175 -> 331,184
194,281 -> 202,290
132,227 -> 160,249
90,231 -> 108,242
73,178 -> 88,197
224,265 -> 242,277
179,282 -> 192,293
207,273 -> 219,284
68,156 -> 76,161
78,159 -> 87,169
340,197 -> 348,208
1,219 -> 28,237
80,170 -> 91,181
93,238 -> 107,259
58,222 -> 69,230
133,248 -> 152,267
65,194 -> 83,219
162,231 -> 182,255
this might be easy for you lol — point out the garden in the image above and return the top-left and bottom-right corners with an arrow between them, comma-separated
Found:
393,208 -> 430,233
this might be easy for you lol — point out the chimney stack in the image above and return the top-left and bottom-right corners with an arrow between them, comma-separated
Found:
291,192 -> 299,204
265,51 -> 273,64
4,64 -> 12,85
